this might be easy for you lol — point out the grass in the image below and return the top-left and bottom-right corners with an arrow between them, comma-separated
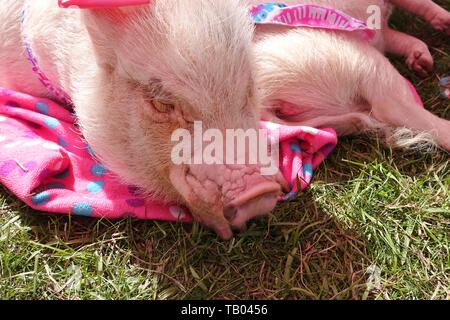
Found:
1,2 -> 449,300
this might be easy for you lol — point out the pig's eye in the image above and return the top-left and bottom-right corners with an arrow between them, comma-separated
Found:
152,100 -> 175,114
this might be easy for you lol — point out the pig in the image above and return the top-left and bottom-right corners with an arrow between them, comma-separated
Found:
250,0 -> 450,152
0,0 -> 287,239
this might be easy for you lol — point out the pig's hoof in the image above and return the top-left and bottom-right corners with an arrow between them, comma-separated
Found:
427,10 -> 450,35
405,45 -> 434,77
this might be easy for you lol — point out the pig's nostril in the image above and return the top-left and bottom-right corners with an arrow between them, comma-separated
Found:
224,204 -> 237,222
225,181 -> 281,230
230,181 -> 281,208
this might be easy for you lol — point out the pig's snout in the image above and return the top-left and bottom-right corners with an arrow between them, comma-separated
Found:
169,164 -> 286,239
224,181 -> 281,231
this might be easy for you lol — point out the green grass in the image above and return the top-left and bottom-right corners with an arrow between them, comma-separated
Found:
1,2 -> 449,300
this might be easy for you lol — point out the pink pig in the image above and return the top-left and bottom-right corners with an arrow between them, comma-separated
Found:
251,0 -> 450,151
0,0 -> 288,239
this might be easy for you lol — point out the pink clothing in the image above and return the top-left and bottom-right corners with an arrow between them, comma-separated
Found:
250,3 -> 376,41
0,87 -> 337,221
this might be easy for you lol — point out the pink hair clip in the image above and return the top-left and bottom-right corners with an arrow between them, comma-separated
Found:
58,0 -> 150,9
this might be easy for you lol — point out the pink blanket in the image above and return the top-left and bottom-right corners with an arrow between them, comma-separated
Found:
0,87 -> 337,221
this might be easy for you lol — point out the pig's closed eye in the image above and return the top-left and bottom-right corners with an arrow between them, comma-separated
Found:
143,79 -> 176,114
152,100 -> 175,114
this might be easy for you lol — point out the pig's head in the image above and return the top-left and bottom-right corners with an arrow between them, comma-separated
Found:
76,0 -> 286,239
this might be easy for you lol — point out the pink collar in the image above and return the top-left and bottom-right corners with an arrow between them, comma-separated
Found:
21,1 -> 73,106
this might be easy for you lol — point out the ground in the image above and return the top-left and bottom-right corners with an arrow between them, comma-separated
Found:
0,2 -> 449,300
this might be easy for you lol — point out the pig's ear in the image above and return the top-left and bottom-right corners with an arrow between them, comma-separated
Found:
84,7 -> 131,24
82,7 -> 142,67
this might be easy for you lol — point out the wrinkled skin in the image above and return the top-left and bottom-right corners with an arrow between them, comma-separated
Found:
0,0 -> 286,239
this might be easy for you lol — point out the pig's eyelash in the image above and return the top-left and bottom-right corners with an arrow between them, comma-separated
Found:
131,78 -> 173,103
142,92 -> 176,112
140,82 -> 177,114
144,91 -> 176,107
151,100 -> 175,114
144,79 -> 175,102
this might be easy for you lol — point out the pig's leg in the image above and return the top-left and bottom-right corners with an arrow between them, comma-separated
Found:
389,0 -> 450,34
364,50 -> 450,151
383,28 -> 433,76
